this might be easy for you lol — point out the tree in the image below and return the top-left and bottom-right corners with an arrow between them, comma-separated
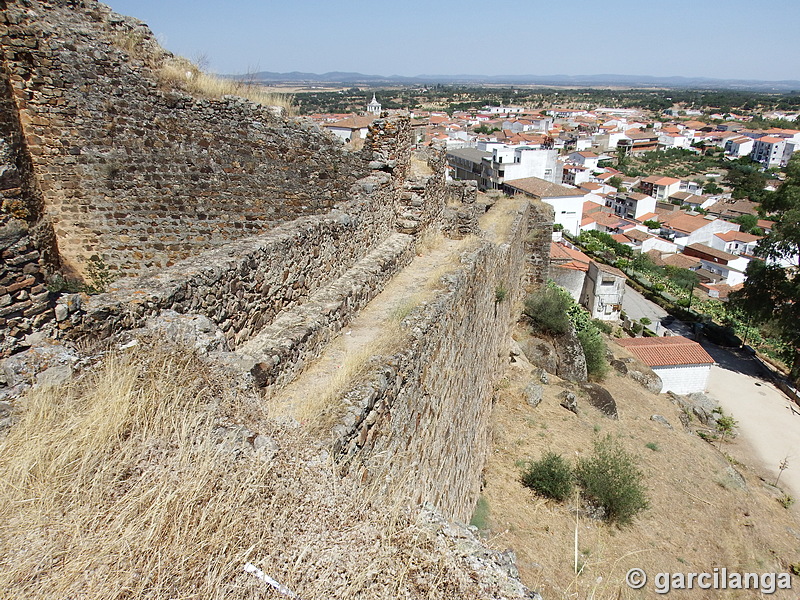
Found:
704,181 -> 723,195
733,214 -> 760,234
731,154 -> 800,383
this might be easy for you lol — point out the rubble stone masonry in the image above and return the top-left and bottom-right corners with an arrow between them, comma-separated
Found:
1,0 -> 368,278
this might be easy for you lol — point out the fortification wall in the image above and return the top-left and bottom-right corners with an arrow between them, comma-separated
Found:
331,202 -> 533,522
1,0 -> 369,278
58,171 -> 402,348
0,50 -> 59,357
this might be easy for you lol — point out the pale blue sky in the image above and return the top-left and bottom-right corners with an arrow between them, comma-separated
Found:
105,0 -> 800,81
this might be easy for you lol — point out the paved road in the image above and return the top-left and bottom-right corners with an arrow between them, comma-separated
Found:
621,284 -> 694,337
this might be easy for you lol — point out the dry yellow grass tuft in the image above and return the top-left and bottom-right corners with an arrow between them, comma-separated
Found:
0,345 -> 511,599
157,57 -> 295,114
111,31 -> 294,114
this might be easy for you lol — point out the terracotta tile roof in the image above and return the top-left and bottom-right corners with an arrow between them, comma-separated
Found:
623,229 -> 652,242
715,230 -> 762,243
662,253 -> 701,269
699,282 -> 743,299
635,212 -> 659,223
550,242 -> 591,271
324,115 -> 376,130
642,175 -> 681,186
757,136 -> 785,144
593,260 -> 627,278
660,212 -> 712,234
757,219 -> 775,230
616,336 -> 714,367
684,243 -> 737,262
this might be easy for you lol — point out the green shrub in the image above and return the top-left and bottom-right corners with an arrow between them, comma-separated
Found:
639,317 -> 652,326
575,435 -> 649,525
577,327 -> 609,379
592,319 -> 612,335
521,451 -> 574,501
84,254 -> 117,294
470,495 -> 491,529
495,284 -> 508,303
523,286 -> 571,335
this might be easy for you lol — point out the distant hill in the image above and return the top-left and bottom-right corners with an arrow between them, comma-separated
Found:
233,71 -> 800,91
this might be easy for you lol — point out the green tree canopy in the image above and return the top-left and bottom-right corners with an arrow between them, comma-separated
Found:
732,154 -> 800,382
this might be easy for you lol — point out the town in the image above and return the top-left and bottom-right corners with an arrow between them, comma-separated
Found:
304,90 -> 799,378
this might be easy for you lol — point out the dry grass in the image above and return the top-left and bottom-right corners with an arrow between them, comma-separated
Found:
0,345 -> 508,599
482,326 -> 800,599
158,58 -> 295,114
478,194 -> 527,243
110,31 -> 294,114
296,320 -> 409,431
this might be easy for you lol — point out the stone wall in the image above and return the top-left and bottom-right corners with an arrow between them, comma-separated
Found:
1,0 -> 369,278
526,199 -> 554,288
59,171 -> 401,348
0,49 -> 59,357
332,202 -> 532,523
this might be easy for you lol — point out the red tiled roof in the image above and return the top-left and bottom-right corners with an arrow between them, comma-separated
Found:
715,230 -> 762,243
616,336 -> 714,367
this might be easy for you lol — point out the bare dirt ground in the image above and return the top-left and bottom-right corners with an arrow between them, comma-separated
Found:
481,328 -> 800,599
703,345 -> 800,501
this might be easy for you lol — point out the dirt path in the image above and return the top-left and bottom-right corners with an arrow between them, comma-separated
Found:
268,195 -> 526,426
706,362 -> 800,499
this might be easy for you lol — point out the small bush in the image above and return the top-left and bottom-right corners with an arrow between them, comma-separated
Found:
592,319 -> 613,335
575,435 -> 649,525
524,286 -> 571,335
645,442 -> 660,451
778,494 -> 795,509
470,496 -> 491,529
521,451 -> 574,501
639,317 -> 652,326
577,327 -> 609,379
84,255 -> 117,294
495,284 -> 508,303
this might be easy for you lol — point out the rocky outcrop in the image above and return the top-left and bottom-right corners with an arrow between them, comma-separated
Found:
553,325 -> 588,382
519,325 -> 588,384
581,382 -> 618,418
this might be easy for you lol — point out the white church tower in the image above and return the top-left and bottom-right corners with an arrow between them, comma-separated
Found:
366,93 -> 381,116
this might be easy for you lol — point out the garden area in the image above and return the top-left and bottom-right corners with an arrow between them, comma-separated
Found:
570,230 -> 792,369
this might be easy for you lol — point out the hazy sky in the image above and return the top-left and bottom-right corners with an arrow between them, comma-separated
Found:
105,0 -> 800,81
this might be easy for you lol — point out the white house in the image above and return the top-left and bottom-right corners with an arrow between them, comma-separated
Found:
562,164 -> 592,187
658,212 -> 739,248
640,175 -> 682,202
724,135 -> 754,158
481,146 -> 561,189
580,261 -> 626,321
323,115 -> 375,143
617,336 -> 714,394
682,243 -> 750,286
710,230 -> 762,256
658,132 -> 690,149
751,136 -> 787,168
504,177 -> 585,237
566,150 -> 601,170
608,191 -> 656,220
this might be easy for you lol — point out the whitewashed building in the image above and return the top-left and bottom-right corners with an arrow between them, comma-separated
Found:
617,336 -> 714,394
